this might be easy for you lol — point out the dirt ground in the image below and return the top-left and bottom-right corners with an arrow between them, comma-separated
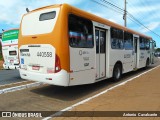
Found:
53,64 -> 160,120
0,60 -> 3,69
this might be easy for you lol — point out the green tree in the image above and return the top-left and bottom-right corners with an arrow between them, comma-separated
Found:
0,42 -> 1,55
0,33 -> 2,56
156,48 -> 160,52
0,40 -> 2,60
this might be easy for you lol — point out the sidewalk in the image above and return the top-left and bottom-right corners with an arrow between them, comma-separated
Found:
53,65 -> 160,120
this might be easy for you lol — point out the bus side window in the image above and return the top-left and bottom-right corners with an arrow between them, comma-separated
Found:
145,39 -> 150,50
140,37 -> 145,50
111,27 -> 124,49
124,32 -> 133,50
68,14 -> 94,48
69,31 -> 81,47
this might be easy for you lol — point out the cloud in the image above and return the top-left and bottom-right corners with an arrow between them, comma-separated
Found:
140,22 -> 160,33
108,18 -> 118,23
85,2 -> 124,25
0,0 -> 83,26
128,4 -> 160,16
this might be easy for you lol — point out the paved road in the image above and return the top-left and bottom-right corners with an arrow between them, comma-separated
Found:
54,63 -> 160,120
0,58 -> 159,119
0,70 -> 25,85
0,60 -> 160,113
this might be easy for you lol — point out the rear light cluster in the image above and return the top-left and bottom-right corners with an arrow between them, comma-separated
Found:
55,54 -> 61,73
47,54 -> 61,74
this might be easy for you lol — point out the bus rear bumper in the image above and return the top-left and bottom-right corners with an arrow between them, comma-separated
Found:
19,69 -> 69,86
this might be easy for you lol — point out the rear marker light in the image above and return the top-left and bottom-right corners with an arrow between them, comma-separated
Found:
46,78 -> 52,80
70,78 -> 74,80
32,36 -> 37,39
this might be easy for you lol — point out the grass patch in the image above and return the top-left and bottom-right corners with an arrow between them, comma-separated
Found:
0,55 -> 3,60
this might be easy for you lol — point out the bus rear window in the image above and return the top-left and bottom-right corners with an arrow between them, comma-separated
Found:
39,11 -> 56,21
9,51 -> 17,55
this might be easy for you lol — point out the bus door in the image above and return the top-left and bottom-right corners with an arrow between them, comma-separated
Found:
133,37 -> 138,68
150,40 -> 155,64
95,28 -> 106,79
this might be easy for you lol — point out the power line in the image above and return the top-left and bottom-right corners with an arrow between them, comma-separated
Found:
92,0 -> 124,15
92,0 -> 160,38
127,13 -> 160,37
100,0 -> 124,11
99,0 -> 160,37
128,0 -> 160,25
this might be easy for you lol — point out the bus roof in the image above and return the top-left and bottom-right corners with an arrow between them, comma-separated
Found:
23,3 -> 152,40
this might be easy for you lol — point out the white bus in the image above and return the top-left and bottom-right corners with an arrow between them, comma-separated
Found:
19,4 -> 155,86
2,29 -> 19,69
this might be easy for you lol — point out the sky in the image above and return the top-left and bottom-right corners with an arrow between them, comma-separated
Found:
0,0 -> 160,47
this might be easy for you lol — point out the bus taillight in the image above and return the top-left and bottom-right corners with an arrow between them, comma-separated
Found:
55,54 -> 61,73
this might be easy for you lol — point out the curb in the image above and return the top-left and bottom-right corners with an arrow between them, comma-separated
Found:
0,82 -> 45,94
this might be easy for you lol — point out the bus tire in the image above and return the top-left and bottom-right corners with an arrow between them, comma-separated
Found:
145,58 -> 150,68
112,64 -> 122,81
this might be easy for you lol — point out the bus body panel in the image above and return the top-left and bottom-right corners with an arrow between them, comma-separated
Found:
19,5 -> 70,73
109,49 -> 135,74
20,69 -> 69,86
69,47 -> 95,86
69,48 -> 95,72
69,69 -> 95,86
21,8 -> 60,36
19,5 -> 71,85
139,50 -> 147,68
19,44 -> 55,73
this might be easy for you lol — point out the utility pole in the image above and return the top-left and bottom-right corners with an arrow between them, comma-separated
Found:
123,0 -> 127,27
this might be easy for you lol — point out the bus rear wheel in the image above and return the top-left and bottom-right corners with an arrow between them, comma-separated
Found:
145,58 -> 150,68
112,64 -> 122,81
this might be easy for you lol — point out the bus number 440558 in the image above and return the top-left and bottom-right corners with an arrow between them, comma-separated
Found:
37,52 -> 52,57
